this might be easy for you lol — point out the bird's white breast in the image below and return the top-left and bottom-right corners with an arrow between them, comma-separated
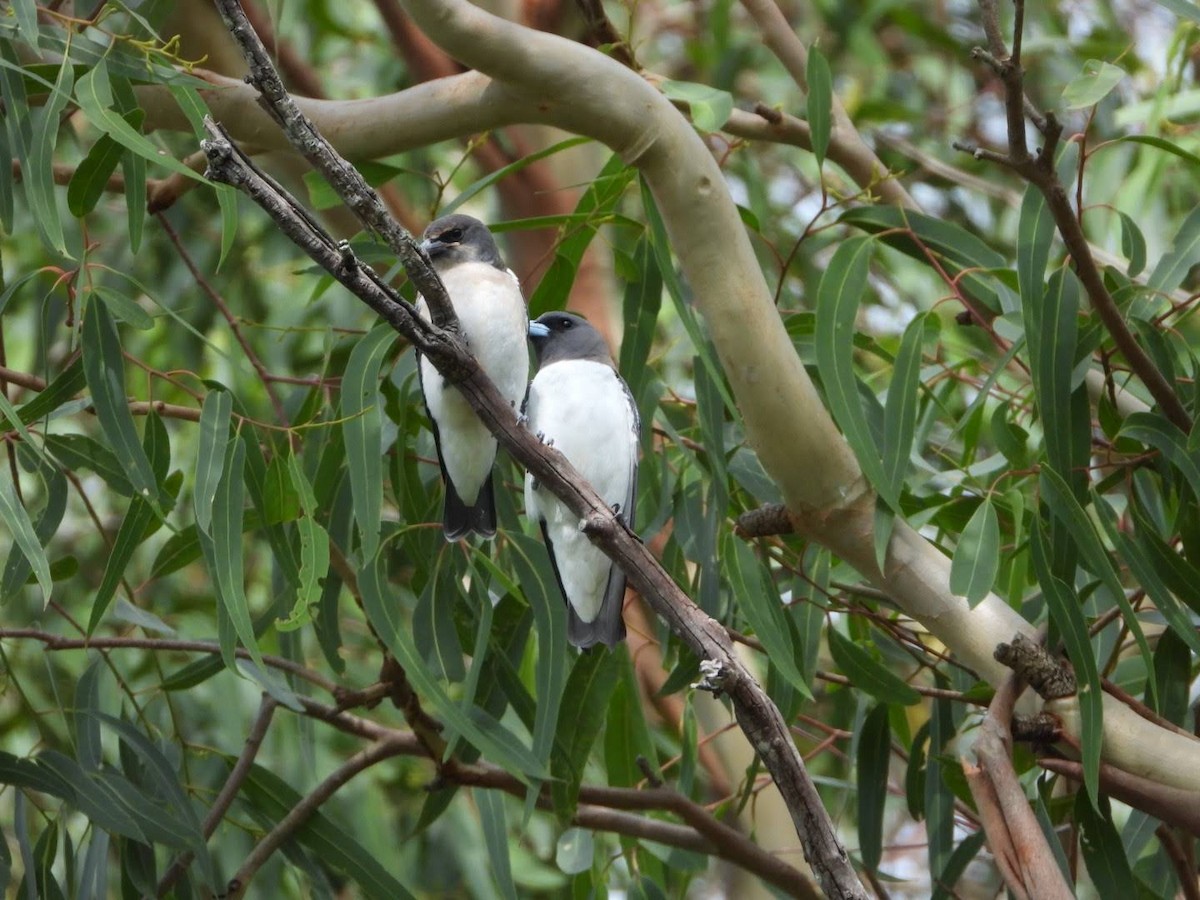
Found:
524,359 -> 637,622
418,262 -> 528,503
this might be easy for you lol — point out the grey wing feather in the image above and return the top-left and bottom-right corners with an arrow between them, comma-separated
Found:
582,375 -> 639,648
417,351 -> 497,541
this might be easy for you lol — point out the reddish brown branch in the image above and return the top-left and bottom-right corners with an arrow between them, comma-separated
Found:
963,0 -> 1192,433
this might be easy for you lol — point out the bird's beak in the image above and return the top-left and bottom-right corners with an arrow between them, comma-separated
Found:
418,238 -> 435,255
528,321 -> 551,338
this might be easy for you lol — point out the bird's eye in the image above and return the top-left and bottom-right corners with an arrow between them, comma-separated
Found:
560,318 -> 572,329
441,228 -> 463,243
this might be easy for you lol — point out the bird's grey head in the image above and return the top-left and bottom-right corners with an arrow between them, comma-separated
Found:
528,312 -> 613,367
419,214 -> 506,273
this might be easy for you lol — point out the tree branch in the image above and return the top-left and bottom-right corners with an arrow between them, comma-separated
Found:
965,651 -> 1073,899
226,736 -> 408,898
737,0 -> 917,210
157,694 -> 278,896
964,1 -> 1192,433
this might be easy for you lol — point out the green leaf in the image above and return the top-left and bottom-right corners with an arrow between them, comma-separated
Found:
618,236 -> 663,401
475,789 -> 517,900
74,61 -> 203,179
29,55 -> 73,255
275,449 -> 329,632
67,110 -> 144,218
43,434 -> 133,497
1076,793 -> 1136,899
412,560 -> 466,683
1017,185 -> 1056,321
1116,212 -> 1148,279
1039,469 -> 1155,707
856,703 -> 890,872
166,82 -> 236,261
1120,412 -> 1200,501
194,389 -> 232,536
827,629 -> 920,706
639,180 -> 737,417
815,237 -> 895,505
0,464 -> 65,602
1148,204 -> 1200,294
1119,134 -> 1200,170
11,0 -> 40,49
882,312 -> 931,499
949,498 -> 1000,605
91,285 -> 153,331
929,831 -> 987,900
13,358 -> 87,426
723,533 -> 812,699
806,46 -> 832,168
358,555 -> 548,780
555,827 -> 594,875
240,765 -> 417,900
660,80 -> 734,131
529,155 -> 635,316
1062,60 -> 1126,109
341,324 -> 397,562
82,295 -> 159,504
1096,497 -> 1200,658
1030,522 -> 1101,805
200,437 -> 264,672
500,533 -> 567,780
839,206 -> 1008,312
0,468 -> 53,607
551,649 -> 621,820
604,648 -> 659,789
443,136 -> 591,215
1026,269 -> 1084,491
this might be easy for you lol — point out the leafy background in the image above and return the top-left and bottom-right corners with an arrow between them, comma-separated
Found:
1,0 -> 1199,898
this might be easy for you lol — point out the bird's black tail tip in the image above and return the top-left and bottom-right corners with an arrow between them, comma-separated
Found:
441,474 -> 497,541
567,606 -> 627,650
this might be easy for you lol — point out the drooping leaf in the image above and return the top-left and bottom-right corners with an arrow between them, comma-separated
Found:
82,294 -> 159,504
949,497 -> 1000,605
551,648 -> 621,820
341,324 -> 397,562
240,764 -> 417,900
723,533 -> 812,699
475,789 -> 517,900
1075,792 -> 1136,899
856,703 -> 891,872
1062,60 -> 1126,109
1030,523 -> 1101,805
827,628 -> 920,706
74,61 -> 203,179
806,45 -> 833,168
815,236 -> 895,506
1148,205 -> 1200,294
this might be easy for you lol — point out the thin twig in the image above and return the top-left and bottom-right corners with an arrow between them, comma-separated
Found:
157,213 -> 289,425
964,0 -> 1192,433
226,737 -> 408,898
0,629 -> 338,693
157,694 -> 279,896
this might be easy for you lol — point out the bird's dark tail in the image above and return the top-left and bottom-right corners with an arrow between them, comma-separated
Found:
565,571 -> 627,649
442,473 -> 497,541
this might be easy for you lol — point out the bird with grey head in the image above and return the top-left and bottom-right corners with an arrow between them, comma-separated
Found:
416,214 -> 529,540
524,311 -> 640,648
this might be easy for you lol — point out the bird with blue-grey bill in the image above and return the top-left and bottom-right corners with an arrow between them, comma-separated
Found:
524,312 -> 640,648
416,214 -> 529,540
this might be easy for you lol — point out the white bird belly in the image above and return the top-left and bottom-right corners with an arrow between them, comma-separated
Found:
524,360 -> 636,623
419,263 -> 528,503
